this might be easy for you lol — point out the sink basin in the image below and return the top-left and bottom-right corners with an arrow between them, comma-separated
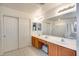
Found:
41,35 -> 67,44
61,38 -> 65,42
42,35 -> 48,38
53,38 -> 67,44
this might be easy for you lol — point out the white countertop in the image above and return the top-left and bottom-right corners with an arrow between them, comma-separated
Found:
32,35 -> 76,51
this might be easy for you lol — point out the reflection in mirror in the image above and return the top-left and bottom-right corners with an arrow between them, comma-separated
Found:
38,23 -> 41,31
42,13 -> 76,39
42,22 -> 51,35
32,23 -> 37,31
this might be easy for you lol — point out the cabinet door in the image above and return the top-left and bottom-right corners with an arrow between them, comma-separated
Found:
61,46 -> 76,56
32,36 -> 42,49
48,43 -> 76,56
32,37 -> 38,48
34,38 -> 39,48
48,43 -> 58,56
32,37 -> 35,47
34,37 -> 41,48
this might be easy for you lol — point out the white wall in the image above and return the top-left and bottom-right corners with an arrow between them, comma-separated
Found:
0,6 -> 31,54
19,17 -> 31,48
30,7 -> 43,35
0,6 -> 30,18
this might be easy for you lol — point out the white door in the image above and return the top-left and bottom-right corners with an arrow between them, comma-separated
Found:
3,16 -> 18,52
19,18 -> 30,48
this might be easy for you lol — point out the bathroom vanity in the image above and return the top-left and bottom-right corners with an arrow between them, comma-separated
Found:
32,35 -> 76,56
31,4 -> 76,56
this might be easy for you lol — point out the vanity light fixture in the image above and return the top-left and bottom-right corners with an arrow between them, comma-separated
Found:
56,4 -> 75,15
58,5 -> 75,13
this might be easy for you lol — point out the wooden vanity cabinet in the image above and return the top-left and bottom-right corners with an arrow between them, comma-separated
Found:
60,46 -> 76,56
48,43 -> 76,56
32,36 -> 35,47
32,36 -> 76,56
32,36 -> 42,48
48,43 -> 58,56
38,39 -> 48,45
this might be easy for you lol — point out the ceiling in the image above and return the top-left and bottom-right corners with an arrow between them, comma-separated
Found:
0,3 -> 62,15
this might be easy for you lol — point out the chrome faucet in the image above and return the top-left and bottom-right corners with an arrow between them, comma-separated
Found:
61,38 -> 65,42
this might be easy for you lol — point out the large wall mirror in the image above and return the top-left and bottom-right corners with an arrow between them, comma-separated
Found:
42,12 -> 77,39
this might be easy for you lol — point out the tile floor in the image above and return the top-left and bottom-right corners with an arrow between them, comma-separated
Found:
2,46 -> 48,56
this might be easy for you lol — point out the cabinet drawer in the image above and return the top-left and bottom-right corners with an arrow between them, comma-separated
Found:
39,39 -> 47,45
